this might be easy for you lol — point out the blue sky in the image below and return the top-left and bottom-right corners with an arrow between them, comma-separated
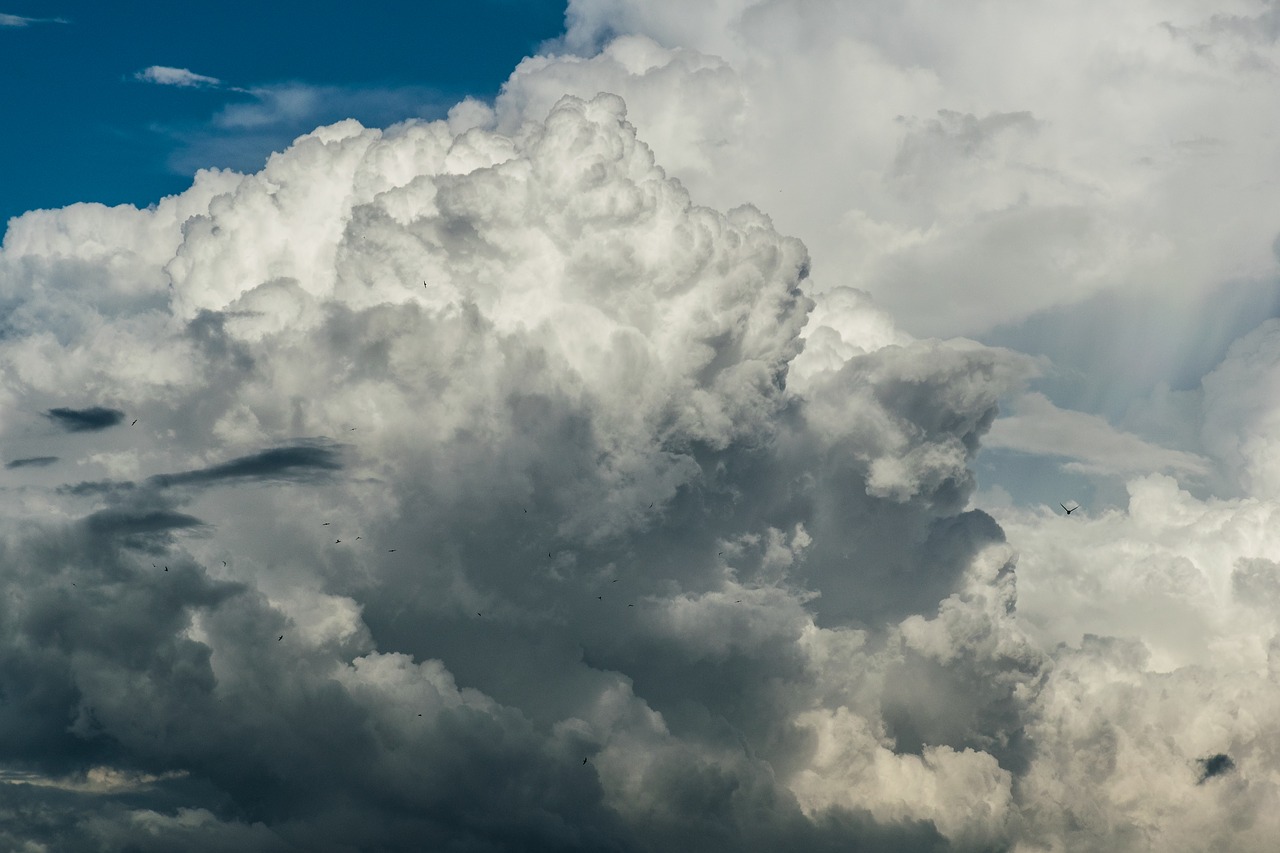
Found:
0,1 -> 567,225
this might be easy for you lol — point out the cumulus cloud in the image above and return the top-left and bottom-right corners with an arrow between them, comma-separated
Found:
0,91 -> 1049,850
490,2 -> 1280,524
5,1 -> 1280,844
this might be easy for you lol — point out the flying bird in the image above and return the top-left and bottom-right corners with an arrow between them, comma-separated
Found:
388,549 -> 396,552
1061,503 -> 1079,515
131,419 -> 137,426
582,757 -> 588,765
322,522 -> 330,526
335,539 -> 341,543
222,561 -> 227,566
164,566 -> 168,571
611,579 -> 619,583
278,635 -> 283,641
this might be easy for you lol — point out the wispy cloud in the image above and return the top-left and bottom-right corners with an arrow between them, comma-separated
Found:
5,456 -> 58,469
0,766 -> 187,794
134,65 -> 242,91
984,392 -> 1211,478
0,13 -> 68,27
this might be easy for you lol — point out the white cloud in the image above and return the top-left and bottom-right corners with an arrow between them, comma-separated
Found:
133,65 -> 225,89
500,0 -> 1280,347
0,93 -> 1034,850
986,391 -> 1211,478
0,13 -> 67,26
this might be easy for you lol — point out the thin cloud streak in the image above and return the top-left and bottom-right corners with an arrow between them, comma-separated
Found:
0,13 -> 68,27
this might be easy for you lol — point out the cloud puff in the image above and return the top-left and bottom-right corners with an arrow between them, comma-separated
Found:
134,66 -> 224,89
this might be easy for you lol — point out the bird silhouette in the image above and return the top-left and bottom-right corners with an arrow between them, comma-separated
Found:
582,757 -> 588,765
335,539 -> 341,543
388,549 -> 396,552
611,579 -> 619,583
131,419 -> 137,426
597,596 -> 602,600
222,561 -> 227,566
164,566 -> 168,572
1061,503 -> 1079,515
322,522 -> 330,526
278,635 -> 283,641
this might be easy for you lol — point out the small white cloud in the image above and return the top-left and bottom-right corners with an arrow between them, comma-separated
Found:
134,65 -> 224,89
0,13 -> 68,26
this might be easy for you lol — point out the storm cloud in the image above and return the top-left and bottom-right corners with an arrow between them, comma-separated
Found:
2,3 -> 1280,849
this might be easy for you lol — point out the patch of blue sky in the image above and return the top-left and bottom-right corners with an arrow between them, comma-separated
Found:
0,1 -> 568,226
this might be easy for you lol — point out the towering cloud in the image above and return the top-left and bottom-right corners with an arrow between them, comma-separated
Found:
4,1 -> 1280,847
0,92 -> 1040,850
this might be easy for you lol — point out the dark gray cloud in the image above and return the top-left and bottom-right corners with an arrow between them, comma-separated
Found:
46,407 -> 125,432
149,442 -> 343,489
6,456 -> 58,469
1197,753 -> 1236,783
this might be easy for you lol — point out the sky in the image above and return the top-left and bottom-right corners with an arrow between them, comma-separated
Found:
2,1 -> 1280,850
